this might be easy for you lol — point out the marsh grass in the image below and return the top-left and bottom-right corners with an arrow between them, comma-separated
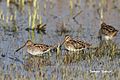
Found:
69,0 -> 73,16
23,55 -> 52,70
7,0 -> 10,7
0,0 -> 120,80
95,40 -> 119,59
0,46 -> 119,80
0,6 -> 18,32
99,0 -> 105,23
31,7 -> 37,29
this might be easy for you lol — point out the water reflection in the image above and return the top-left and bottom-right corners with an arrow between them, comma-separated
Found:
24,56 -> 52,71
63,51 -> 84,64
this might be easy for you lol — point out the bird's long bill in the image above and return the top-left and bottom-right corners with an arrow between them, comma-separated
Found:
113,30 -> 118,36
51,42 -> 62,49
52,41 -> 65,49
60,40 -> 65,47
15,44 -> 26,52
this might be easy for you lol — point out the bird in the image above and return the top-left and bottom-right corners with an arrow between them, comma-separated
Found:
61,35 -> 91,51
99,22 -> 118,40
15,40 -> 56,55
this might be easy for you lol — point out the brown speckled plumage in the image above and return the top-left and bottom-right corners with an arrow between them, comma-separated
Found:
16,40 -> 54,55
99,22 -> 118,40
63,35 -> 91,51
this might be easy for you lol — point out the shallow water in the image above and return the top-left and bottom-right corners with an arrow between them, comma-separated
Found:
0,0 -> 120,80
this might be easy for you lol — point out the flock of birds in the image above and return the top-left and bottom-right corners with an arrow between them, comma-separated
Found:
15,22 -> 118,56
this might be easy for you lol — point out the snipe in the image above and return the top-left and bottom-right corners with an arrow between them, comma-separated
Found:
15,40 -> 56,55
99,22 -> 118,40
61,35 -> 91,51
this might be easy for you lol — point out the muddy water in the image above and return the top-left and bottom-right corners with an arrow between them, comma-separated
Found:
0,0 -> 120,80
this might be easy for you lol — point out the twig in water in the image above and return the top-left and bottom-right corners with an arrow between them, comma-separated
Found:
73,11 -> 82,25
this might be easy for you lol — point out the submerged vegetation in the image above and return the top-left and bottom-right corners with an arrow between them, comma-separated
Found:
0,0 -> 120,80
